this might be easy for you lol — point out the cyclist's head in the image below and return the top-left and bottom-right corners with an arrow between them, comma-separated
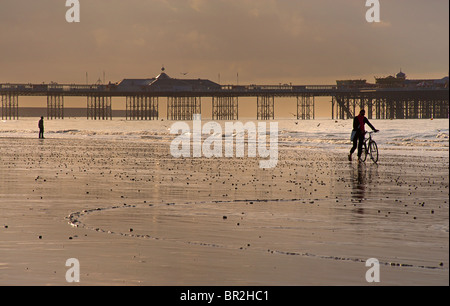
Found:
360,109 -> 366,116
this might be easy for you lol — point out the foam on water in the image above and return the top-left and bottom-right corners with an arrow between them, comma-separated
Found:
1,117 -> 448,157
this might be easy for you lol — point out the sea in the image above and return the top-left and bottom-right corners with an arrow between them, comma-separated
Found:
0,117 -> 448,158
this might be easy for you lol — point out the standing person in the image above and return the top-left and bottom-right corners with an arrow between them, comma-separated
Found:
38,117 -> 45,139
348,109 -> 378,162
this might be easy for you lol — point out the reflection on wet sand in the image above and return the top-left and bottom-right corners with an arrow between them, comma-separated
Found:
350,162 -> 379,202
351,162 -> 366,201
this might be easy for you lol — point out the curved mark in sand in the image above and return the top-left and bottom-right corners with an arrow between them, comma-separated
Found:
66,199 -> 447,271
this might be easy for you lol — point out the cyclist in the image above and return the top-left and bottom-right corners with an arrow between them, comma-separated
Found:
349,109 -> 379,162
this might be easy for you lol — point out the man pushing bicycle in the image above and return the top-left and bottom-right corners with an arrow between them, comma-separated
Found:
349,109 -> 379,162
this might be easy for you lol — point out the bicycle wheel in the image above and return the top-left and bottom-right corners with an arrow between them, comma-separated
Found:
361,142 -> 368,162
369,141 -> 379,163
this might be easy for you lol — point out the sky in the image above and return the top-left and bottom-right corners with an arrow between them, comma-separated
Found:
0,0 -> 448,116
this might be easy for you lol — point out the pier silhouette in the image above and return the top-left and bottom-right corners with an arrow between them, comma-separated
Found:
1,69 -> 448,121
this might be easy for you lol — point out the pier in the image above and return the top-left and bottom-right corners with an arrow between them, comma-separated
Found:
1,70 -> 448,120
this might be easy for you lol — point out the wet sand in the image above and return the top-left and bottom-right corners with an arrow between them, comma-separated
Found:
0,137 -> 448,286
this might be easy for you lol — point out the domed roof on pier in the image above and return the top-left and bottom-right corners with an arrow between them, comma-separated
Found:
396,70 -> 406,79
156,66 -> 171,80
117,67 -> 220,92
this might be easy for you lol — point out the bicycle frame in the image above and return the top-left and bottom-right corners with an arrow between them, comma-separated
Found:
364,132 -> 373,149
362,132 -> 379,163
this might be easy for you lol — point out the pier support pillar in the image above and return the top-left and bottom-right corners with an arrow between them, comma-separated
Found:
212,96 -> 239,120
1,93 -> 19,120
366,97 -> 373,119
332,97 -> 335,120
47,95 -> 64,119
167,97 -> 201,121
257,95 -> 274,120
374,98 -> 384,119
436,96 -> 449,118
334,95 -> 353,120
297,95 -> 315,120
421,99 -> 431,119
87,96 -> 112,120
126,96 -> 159,120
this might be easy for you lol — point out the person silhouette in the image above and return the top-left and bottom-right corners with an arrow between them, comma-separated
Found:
349,109 -> 378,162
38,117 -> 45,139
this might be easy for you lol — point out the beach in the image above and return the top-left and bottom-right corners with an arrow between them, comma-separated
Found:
0,118 -> 448,286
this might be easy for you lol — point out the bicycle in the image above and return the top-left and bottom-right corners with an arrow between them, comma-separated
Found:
361,131 -> 379,163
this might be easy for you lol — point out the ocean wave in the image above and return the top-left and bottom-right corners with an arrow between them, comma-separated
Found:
46,130 -> 167,137
436,132 -> 449,139
1,119 -> 448,156
50,129 -> 82,134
